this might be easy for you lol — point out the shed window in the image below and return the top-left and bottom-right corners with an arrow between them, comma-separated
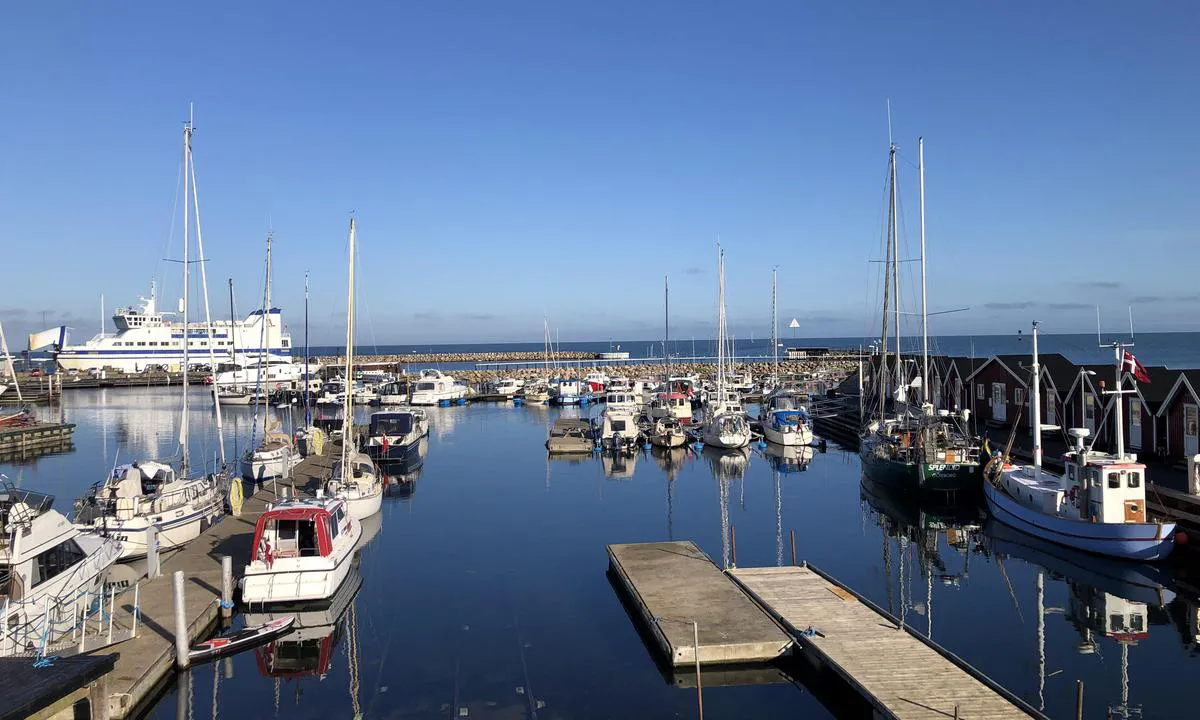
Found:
976,383 -> 985,399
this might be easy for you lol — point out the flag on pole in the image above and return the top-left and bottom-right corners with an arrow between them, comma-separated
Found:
1122,351 -> 1151,383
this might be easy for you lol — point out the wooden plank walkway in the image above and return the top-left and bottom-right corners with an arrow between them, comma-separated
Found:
730,565 -> 1042,720
607,541 -> 791,666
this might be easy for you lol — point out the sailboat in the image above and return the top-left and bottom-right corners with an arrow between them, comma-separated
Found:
241,233 -> 299,483
702,248 -> 751,449
325,218 -> 383,521
73,114 -> 228,560
521,318 -> 553,404
859,138 -> 980,493
982,322 -> 1177,561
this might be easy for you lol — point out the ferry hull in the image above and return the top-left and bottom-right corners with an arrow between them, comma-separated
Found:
984,481 -> 1176,561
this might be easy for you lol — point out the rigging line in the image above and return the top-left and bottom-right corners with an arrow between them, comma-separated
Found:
158,156 -> 185,311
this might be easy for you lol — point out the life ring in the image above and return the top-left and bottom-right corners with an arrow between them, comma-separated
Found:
229,479 -> 244,515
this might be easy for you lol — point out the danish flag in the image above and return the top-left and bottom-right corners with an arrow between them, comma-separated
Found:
1123,351 -> 1151,383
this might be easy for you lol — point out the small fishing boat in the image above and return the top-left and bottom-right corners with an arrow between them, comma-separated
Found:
649,417 -> 688,448
550,378 -> 586,405
188,616 -> 296,663
491,377 -> 525,398
597,406 -> 640,454
761,390 -> 813,446
241,496 -> 362,605
583,371 -> 609,393
521,380 -> 551,404
648,392 -> 693,425
374,380 -> 410,405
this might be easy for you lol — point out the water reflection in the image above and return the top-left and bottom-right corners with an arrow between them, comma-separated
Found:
600,449 -> 637,479
703,446 -> 750,569
761,442 -> 814,474
381,436 -> 428,501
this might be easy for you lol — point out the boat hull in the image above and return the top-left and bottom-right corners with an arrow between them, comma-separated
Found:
762,423 -> 814,446
241,446 -> 297,481
984,481 -> 1176,561
242,549 -> 357,605
342,488 -> 383,520
859,445 -> 980,495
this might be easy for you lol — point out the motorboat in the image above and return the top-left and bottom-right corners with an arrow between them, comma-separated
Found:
249,569 -> 362,681
521,379 -> 551,404
546,418 -> 593,453
73,460 -> 225,561
606,377 -> 632,392
702,412 -> 751,449
241,429 -> 299,483
2,484 -> 123,656
327,451 -> 383,521
216,387 -> 269,406
350,382 -> 378,405
983,322 -> 1176,561
761,390 -> 813,446
315,380 -> 346,406
648,417 -> 688,448
374,380 -> 410,405
491,377 -> 525,398
363,409 -> 428,464
550,378 -> 586,405
583,371 -> 609,393
604,389 -> 641,412
409,369 -> 469,406
597,406 -> 641,454
648,392 -> 693,425
706,389 -> 745,418
212,356 -> 307,392
727,371 -> 754,394
241,496 -> 362,604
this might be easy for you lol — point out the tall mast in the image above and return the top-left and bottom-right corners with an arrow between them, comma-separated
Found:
878,145 -> 894,420
1031,321 -> 1043,476
0,321 -> 21,403
180,116 -> 192,475
716,246 -> 725,401
260,232 -> 273,440
304,271 -> 311,427
1112,344 -> 1127,460
889,142 -> 901,399
771,267 -> 779,384
341,217 -> 357,474
664,275 -> 670,381
190,125 -> 224,465
918,137 -> 929,406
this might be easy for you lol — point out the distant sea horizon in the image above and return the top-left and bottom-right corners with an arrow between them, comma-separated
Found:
307,331 -> 1200,369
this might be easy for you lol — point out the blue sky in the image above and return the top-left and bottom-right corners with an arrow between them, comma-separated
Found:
2,1 -> 1197,346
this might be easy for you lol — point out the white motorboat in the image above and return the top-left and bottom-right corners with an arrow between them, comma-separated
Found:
374,380 -> 410,405
983,322 -> 1177,561
316,380 -> 346,406
217,387 -> 268,406
648,391 -> 693,424
409,369 -> 469,406
761,390 -> 814,446
74,461 -> 226,560
649,417 -> 688,448
604,388 -> 641,412
521,379 -> 551,404
212,356 -> 308,392
242,430 -> 299,482
364,409 -> 428,464
597,406 -> 641,454
241,496 -> 362,604
584,371 -> 609,393
491,377 -> 525,398
550,378 -> 586,405
2,484 -> 123,656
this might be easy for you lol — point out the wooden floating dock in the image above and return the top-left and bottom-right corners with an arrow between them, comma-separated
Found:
730,565 -> 1044,720
607,541 -> 792,665
0,422 -> 75,462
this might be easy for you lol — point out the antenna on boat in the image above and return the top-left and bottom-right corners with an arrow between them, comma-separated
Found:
886,98 -> 893,146
1128,305 -> 1135,342
1095,305 -> 1102,347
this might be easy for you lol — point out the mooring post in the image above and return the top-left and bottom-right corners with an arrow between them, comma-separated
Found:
220,556 -> 233,619
692,620 -> 704,720
173,571 -> 189,669
146,525 -> 160,580
790,529 -> 797,566
90,671 -> 111,720
1075,679 -> 1084,720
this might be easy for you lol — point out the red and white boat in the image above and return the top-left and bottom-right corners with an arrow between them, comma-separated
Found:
583,371 -> 609,393
241,496 -> 361,605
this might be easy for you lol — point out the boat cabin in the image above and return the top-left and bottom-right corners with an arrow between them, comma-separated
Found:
369,411 -> 416,438
605,390 -> 639,408
251,499 -> 351,563
333,453 -> 377,484
1,488 -> 87,603
1061,451 -> 1149,525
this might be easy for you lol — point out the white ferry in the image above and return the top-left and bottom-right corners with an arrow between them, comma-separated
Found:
53,282 -> 293,373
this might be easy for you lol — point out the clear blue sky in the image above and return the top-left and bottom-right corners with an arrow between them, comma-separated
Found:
2,1 -> 1197,346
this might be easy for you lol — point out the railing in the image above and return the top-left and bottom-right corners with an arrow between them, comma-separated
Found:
0,581 -> 141,658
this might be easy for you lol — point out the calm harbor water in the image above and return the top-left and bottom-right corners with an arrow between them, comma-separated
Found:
6,387 -> 1200,719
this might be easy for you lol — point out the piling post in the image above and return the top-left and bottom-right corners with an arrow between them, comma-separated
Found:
220,556 -> 233,619
730,525 -> 737,568
790,529 -> 796,566
693,621 -> 704,720
146,526 -> 160,580
1075,679 -> 1084,720
175,668 -> 191,720
172,571 -> 189,669
131,583 -> 140,638
89,672 -> 111,720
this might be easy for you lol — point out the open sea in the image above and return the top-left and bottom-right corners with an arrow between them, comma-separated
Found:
5,386 -> 1200,719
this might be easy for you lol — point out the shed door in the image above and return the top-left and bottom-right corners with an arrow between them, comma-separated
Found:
1185,404 -> 1199,457
992,383 -> 1006,422
1129,402 -> 1142,449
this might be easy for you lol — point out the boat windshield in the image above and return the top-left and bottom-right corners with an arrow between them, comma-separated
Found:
772,395 -> 800,411
373,415 -> 414,436
415,382 -> 437,391
274,519 -> 320,558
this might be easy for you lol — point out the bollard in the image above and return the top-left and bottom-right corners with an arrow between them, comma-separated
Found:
220,556 -> 233,619
146,526 -> 161,580
173,571 -> 189,669
790,529 -> 797,566
693,621 -> 704,720
730,525 -> 737,568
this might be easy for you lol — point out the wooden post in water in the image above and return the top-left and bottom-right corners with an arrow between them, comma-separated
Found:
1075,679 -> 1084,720
790,529 -> 796,566
692,621 -> 704,720
173,571 -> 189,669
730,525 -> 737,568
220,556 -> 233,619
89,672 -> 111,720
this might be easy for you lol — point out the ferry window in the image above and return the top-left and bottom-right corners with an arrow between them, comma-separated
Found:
137,342 -> 146,346
31,540 -> 86,587
1108,472 -> 1121,489
1128,472 -> 1141,488
149,342 -> 157,346
282,340 -> 290,347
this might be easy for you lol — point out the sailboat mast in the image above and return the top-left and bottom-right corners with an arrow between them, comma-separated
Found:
889,143 -> 901,396
717,247 -> 725,401
879,148 -> 894,421
304,271 -> 311,426
918,137 -> 929,406
261,232 -> 273,440
341,218 -> 357,474
1031,321 -> 1043,474
180,118 -> 192,475
771,267 -> 778,383
190,132 -> 224,465
664,275 -> 670,381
